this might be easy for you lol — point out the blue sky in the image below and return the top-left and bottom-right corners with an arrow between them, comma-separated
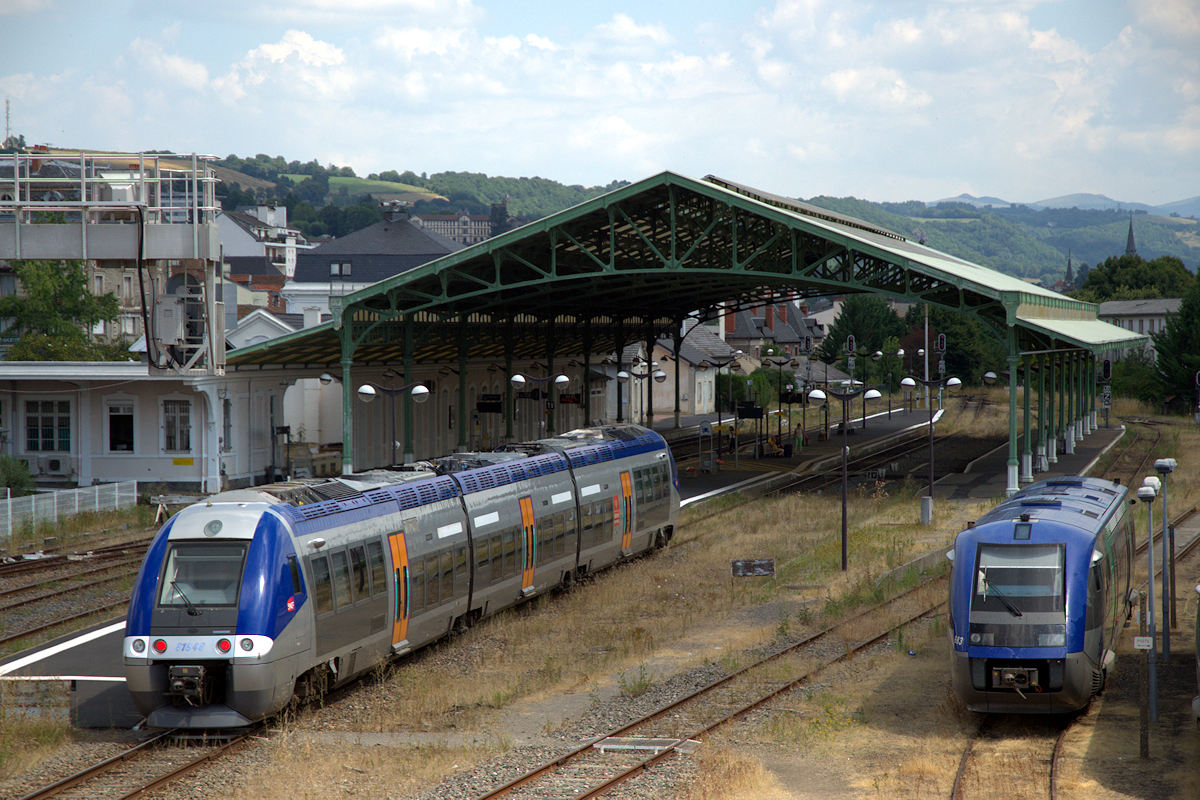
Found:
2,0 -> 1197,205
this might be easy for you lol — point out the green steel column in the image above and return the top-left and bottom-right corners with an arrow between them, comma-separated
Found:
1047,354 -> 1057,465
403,317 -> 416,463
1037,353 -> 1047,472
503,337 -> 514,441
457,333 -> 468,449
643,329 -> 656,430
672,322 -> 683,429
1006,328 -> 1020,495
614,324 -> 627,423
339,327 -> 354,475
582,321 -> 593,427
546,321 -> 558,435
1021,354 -> 1032,482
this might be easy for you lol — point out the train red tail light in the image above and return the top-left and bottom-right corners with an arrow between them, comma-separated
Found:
153,639 -> 167,653
217,638 -> 232,654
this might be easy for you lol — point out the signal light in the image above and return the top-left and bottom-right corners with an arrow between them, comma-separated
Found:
216,638 -> 232,654
153,639 -> 167,654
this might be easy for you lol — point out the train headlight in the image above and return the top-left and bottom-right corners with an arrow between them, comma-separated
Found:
216,638 -> 232,654
153,639 -> 167,654
239,638 -> 254,652
132,639 -> 146,653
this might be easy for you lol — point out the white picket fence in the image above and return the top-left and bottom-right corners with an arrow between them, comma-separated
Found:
0,481 -> 139,550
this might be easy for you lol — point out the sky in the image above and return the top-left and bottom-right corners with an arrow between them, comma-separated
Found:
1,0 -> 1198,206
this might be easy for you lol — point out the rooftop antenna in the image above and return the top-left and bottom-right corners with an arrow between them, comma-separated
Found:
4,98 -> 9,145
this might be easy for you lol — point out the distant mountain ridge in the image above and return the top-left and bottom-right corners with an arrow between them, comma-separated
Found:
932,191 -> 1200,217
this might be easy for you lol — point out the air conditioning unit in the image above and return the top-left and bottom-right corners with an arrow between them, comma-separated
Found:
40,455 -> 70,476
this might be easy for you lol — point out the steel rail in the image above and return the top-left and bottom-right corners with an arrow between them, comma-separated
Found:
14,729 -> 178,800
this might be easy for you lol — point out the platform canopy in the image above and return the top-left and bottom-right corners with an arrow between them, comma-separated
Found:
227,171 -> 1145,371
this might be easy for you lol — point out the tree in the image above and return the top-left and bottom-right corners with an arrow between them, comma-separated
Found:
1074,254 -> 1194,302
901,304 -> 1005,385
817,294 -> 905,369
0,455 -> 33,496
1152,276 -> 1200,406
0,260 -> 129,361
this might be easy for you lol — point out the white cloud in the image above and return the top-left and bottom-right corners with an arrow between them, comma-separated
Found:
1130,0 -> 1200,42
594,13 -> 673,46
374,27 -> 468,61
130,39 -> 210,92
823,67 -> 931,110
248,29 -> 345,67
0,0 -> 51,13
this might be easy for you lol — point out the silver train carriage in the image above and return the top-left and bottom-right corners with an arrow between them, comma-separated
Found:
124,424 -> 679,728
948,476 -> 1133,713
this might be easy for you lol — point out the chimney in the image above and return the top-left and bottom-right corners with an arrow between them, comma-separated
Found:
380,200 -> 411,222
302,305 -> 321,328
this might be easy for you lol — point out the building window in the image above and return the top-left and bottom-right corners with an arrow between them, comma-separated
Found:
329,261 -> 352,277
1138,319 -> 1144,333
123,275 -> 134,299
163,399 -> 191,452
94,274 -> 104,294
121,315 -> 137,335
26,400 -> 70,452
108,402 -> 134,452
222,397 -> 233,452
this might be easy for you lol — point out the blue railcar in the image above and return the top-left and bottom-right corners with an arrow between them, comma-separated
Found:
124,424 -> 678,728
948,476 -> 1133,713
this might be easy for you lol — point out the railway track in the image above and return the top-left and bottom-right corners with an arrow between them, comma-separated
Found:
945,503 -> 1200,800
949,715 -> 1070,800
471,576 -> 948,799
13,729 -> 254,800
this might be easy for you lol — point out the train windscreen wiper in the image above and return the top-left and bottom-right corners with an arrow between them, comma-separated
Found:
171,580 -> 202,616
983,576 -> 1023,617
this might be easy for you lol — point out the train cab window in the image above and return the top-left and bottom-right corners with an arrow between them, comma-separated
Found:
311,556 -> 334,615
158,542 -> 248,608
366,540 -> 386,597
287,555 -> 303,595
349,546 -> 369,601
331,550 -> 353,609
974,544 -> 1064,612
969,544 -> 1065,648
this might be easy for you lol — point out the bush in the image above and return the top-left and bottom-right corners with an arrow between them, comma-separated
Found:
0,455 -> 33,497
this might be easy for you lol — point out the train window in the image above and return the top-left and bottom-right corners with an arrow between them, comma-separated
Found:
158,542 -> 247,608
455,546 -> 468,593
331,551 -> 353,609
424,555 -> 440,605
349,546 -> 368,601
311,556 -> 333,615
1013,522 -> 1031,540
287,555 -> 303,595
503,529 -> 518,576
410,558 -> 425,612
366,540 -> 386,597
440,551 -> 454,600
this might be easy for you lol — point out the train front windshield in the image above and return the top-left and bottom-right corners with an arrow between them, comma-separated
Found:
968,544 -> 1065,648
158,542 -> 248,608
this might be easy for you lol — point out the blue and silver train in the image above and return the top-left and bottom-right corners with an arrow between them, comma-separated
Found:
948,476 -> 1133,713
124,424 -> 679,728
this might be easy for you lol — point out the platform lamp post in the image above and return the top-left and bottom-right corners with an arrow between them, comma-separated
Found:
872,348 -> 905,418
511,372 -> 570,437
708,350 -> 743,457
765,349 -> 795,443
617,361 -> 667,427
1139,477 -> 1160,722
807,383 -> 882,572
355,379 -> 430,466
1155,458 -> 1177,661
902,366 -> 962,526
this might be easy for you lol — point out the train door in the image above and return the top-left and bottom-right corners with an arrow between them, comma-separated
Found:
387,531 -> 410,652
520,495 -> 536,595
618,471 -> 633,553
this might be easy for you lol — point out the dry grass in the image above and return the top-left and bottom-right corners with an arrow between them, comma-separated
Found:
679,746 -> 794,800
0,686 -> 71,780
230,736 -> 499,800
5,504 -> 156,555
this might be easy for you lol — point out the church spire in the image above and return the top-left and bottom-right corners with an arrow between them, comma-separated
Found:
1064,249 -> 1074,287
1125,212 -> 1137,256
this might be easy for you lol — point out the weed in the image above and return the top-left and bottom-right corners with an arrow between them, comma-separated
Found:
618,664 -> 655,698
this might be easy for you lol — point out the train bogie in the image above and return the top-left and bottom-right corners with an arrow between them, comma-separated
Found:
124,424 -> 679,729
948,476 -> 1131,714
